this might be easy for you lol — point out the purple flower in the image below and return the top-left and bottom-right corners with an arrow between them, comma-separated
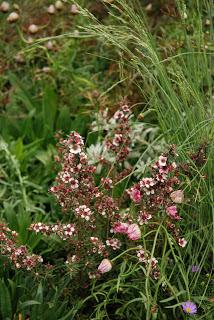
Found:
191,265 -> 200,273
182,301 -> 197,315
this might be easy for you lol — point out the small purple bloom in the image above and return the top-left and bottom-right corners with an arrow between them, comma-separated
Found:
191,265 -> 200,273
182,301 -> 197,315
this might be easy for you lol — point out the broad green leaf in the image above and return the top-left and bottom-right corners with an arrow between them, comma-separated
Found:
43,86 -> 57,135
0,280 -> 12,319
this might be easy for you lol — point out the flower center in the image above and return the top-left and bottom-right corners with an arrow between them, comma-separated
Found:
186,307 -> 191,313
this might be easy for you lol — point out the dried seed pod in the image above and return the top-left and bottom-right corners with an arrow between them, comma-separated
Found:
55,0 -> 63,10
7,12 -> 19,23
28,24 -> 39,34
13,4 -> 20,11
45,40 -> 54,50
0,1 -> 10,13
145,3 -> 152,12
47,4 -> 55,15
27,36 -> 34,44
42,67 -> 51,73
170,190 -> 184,204
14,53 -> 25,63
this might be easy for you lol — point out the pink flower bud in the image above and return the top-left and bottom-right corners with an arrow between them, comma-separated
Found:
127,224 -> 141,240
71,4 -> 78,15
166,205 -> 177,216
98,259 -> 112,274
170,190 -> 184,203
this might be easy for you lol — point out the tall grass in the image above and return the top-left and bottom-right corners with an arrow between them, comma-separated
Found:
72,0 -> 214,318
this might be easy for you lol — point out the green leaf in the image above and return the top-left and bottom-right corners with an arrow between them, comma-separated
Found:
3,202 -> 18,230
20,300 -> 41,308
8,72 -> 36,111
35,145 -> 54,167
43,86 -> 57,135
0,280 -> 12,319
56,106 -> 71,131
10,138 -> 24,163
160,290 -> 186,303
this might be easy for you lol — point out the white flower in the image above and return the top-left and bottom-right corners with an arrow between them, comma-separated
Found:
87,143 -> 104,164
69,144 -> 81,154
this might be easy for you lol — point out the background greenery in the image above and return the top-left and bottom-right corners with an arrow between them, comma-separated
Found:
0,0 -> 213,319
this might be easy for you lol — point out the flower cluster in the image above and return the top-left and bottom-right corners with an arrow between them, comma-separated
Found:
30,131 -> 124,276
105,105 -> 132,162
49,131 -> 98,212
0,223 -> 42,270
106,238 -> 121,250
136,246 -> 160,279
30,222 -> 76,240
29,129 -> 191,280
89,237 -> 106,256
127,150 -> 187,248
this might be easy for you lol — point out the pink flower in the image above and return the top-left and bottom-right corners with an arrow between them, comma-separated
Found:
128,188 -> 141,203
166,205 -> 177,217
71,4 -> 78,14
112,222 -> 129,234
158,155 -> 167,167
148,257 -> 158,269
166,205 -> 181,220
106,238 -> 121,250
98,259 -> 112,274
127,224 -> 141,240
178,238 -> 187,248
69,144 -> 82,154
137,211 -> 152,225
140,178 -> 155,189
75,205 -> 93,221
170,190 -> 184,204
136,248 -> 147,262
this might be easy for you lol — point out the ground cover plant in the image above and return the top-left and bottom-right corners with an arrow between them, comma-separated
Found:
0,0 -> 213,319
